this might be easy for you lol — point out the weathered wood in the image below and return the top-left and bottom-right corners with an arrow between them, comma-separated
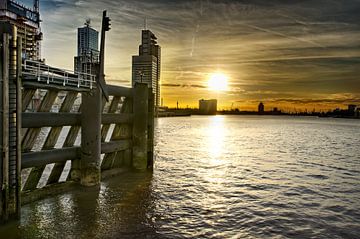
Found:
22,112 -> 80,128
101,140 -> 131,154
107,85 -> 133,98
1,33 -> 10,222
81,87 -> 101,186
22,92 -> 77,191
147,90 -> 155,169
22,147 -> 80,169
21,181 -> 77,205
102,113 -> 133,125
101,97 -> 132,170
49,107 -> 82,184
101,96 -> 121,141
21,90 -> 59,152
22,112 -> 132,128
132,83 -> 148,170
0,35 -> 3,220
22,89 -> 36,112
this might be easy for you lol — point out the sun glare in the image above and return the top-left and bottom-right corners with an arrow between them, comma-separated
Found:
208,73 -> 228,91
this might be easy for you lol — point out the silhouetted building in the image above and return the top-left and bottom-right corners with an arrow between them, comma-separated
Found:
0,0 -> 42,60
132,30 -> 161,107
258,102 -> 264,114
74,19 -> 99,73
199,99 -> 217,115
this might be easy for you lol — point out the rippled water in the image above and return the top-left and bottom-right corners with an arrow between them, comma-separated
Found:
2,116 -> 360,238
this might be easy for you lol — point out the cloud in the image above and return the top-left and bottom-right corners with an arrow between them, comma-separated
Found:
161,83 -> 206,89
38,0 -> 360,107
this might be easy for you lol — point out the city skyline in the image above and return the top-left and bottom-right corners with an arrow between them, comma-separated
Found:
23,0 -> 360,111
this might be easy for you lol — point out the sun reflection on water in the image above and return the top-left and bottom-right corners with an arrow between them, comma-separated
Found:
207,116 -> 226,161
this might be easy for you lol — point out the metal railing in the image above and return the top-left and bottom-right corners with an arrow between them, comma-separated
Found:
22,60 -> 96,89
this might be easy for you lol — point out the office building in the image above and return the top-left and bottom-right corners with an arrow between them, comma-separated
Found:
132,30 -> 161,107
0,0 -> 42,60
199,99 -> 217,115
74,19 -> 99,73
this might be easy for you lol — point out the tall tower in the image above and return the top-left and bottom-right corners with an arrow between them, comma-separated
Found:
74,19 -> 99,73
0,0 -> 42,60
132,30 -> 161,107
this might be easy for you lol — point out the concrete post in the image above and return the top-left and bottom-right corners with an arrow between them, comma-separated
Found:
132,83 -> 148,170
80,86 -> 102,186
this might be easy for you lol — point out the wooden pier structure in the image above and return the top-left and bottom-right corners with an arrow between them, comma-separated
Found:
0,17 -> 154,224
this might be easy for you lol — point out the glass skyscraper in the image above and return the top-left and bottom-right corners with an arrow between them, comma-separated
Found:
74,20 -> 99,73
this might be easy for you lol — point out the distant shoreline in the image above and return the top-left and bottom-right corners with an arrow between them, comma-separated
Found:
157,110 -> 360,119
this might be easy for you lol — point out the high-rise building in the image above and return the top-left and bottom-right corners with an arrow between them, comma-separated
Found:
74,19 -> 99,73
0,0 -> 42,60
132,30 -> 161,107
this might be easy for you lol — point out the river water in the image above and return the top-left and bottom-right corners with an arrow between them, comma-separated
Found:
2,116 -> 360,238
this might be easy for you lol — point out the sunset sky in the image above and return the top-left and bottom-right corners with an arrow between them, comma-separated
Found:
24,0 -> 360,111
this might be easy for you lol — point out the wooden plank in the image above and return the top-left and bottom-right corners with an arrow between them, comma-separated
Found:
132,83 -> 148,170
107,85 -> 132,98
101,140 -> 131,154
48,107 -> 81,184
80,87 -> 101,186
102,113 -> 133,125
101,96 -> 121,142
21,90 -> 59,152
22,147 -> 80,169
1,33 -> 10,221
147,90 -> 155,169
101,97 -> 132,170
22,91 -> 74,191
50,95 -> 105,184
22,112 -> 80,128
21,89 -> 36,112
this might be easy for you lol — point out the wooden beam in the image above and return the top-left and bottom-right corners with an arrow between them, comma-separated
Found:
47,105 -> 81,185
22,91 -> 77,191
1,33 -> 10,222
22,147 -> 80,169
101,140 -> 131,154
102,113 -> 133,124
132,83 -> 148,170
81,87 -> 102,186
101,96 -> 121,142
101,97 -> 132,170
107,85 -> 132,98
21,90 -> 59,152
22,112 -> 80,128
21,89 -> 36,112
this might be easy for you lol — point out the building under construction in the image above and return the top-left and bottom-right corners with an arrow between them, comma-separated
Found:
0,0 -> 42,60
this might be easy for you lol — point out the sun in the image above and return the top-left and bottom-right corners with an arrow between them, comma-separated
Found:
208,73 -> 229,91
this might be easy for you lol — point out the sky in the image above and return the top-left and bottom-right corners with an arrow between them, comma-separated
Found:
24,0 -> 360,111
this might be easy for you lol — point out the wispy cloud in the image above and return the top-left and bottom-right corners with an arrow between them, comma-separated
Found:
38,0 -> 360,107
